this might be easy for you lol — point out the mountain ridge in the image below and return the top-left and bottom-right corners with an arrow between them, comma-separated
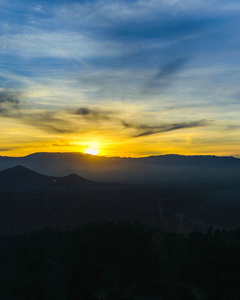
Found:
0,165 -> 97,192
1,152 -> 240,187
1,152 -> 239,160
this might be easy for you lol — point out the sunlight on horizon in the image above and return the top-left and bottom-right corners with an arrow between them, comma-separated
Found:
83,141 -> 101,156
84,148 -> 99,155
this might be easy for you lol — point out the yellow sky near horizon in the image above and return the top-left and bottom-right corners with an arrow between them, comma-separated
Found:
1,115 -> 240,158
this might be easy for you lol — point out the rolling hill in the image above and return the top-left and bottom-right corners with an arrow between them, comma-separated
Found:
0,165 -> 97,192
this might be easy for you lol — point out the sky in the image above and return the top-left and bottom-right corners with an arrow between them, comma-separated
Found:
0,0 -> 240,157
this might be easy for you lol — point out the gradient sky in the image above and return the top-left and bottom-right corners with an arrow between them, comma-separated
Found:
0,0 -> 240,157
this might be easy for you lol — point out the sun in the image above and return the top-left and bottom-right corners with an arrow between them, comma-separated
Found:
81,141 -> 101,155
85,148 -> 99,155
84,144 -> 100,155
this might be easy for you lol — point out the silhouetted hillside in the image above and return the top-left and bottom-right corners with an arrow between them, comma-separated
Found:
0,165 -> 97,192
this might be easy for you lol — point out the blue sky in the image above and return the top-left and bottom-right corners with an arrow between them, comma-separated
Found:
0,0 -> 240,157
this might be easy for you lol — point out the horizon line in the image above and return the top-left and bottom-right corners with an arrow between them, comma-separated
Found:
0,151 -> 239,160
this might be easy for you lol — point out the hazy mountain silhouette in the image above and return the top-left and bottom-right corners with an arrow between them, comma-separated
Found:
0,163 -> 240,234
1,153 -> 240,187
0,165 -> 97,192
142,154 -> 240,167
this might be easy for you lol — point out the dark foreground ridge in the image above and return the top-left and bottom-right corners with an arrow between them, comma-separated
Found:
0,221 -> 239,300
0,165 -> 98,192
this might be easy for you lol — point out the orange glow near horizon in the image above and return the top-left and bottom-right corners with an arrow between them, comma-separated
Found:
1,144 -> 240,158
1,126 -> 240,158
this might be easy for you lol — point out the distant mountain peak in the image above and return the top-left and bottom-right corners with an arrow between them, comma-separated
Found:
61,173 -> 96,184
1,164 -> 38,174
65,173 -> 81,178
0,165 -> 50,183
11,165 -> 30,170
0,165 -> 97,192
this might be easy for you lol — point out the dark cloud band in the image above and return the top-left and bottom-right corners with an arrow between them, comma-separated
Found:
122,119 -> 210,137
0,91 -> 21,116
71,107 -> 112,121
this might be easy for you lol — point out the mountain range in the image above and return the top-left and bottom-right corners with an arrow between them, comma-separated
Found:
0,152 -> 240,187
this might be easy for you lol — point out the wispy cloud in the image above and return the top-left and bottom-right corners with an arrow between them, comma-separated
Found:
0,90 -> 21,116
0,90 -> 212,137
122,119 -> 210,137
0,90 -> 74,133
142,58 -> 188,94
71,107 -> 113,121
0,90 -> 20,105
0,90 -> 115,134
21,112 -> 75,134
0,146 -> 21,152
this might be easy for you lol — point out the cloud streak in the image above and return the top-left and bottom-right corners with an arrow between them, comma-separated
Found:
0,91 -> 21,116
143,58 -> 188,94
0,90 -> 75,133
122,119 -> 210,137
21,112 -> 75,134
0,91 -> 211,138
0,91 -> 116,134
71,107 -> 113,121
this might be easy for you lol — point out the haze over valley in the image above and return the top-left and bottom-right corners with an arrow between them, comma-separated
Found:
0,153 -> 240,235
